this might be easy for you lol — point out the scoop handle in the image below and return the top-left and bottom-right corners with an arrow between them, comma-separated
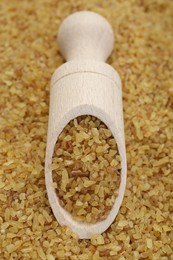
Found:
58,11 -> 114,62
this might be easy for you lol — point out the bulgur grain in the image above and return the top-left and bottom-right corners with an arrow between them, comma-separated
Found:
52,116 -> 121,223
0,0 -> 173,259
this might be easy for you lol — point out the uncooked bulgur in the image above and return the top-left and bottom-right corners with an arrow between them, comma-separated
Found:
0,0 -> 173,259
52,116 -> 121,223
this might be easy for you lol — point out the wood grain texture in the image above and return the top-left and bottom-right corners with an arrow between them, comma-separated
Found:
45,11 -> 127,239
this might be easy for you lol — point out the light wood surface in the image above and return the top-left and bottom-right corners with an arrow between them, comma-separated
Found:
45,11 -> 127,239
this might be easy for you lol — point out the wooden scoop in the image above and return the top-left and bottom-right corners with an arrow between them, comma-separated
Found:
45,11 -> 127,239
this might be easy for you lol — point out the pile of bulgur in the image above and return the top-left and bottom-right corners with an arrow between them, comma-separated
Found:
0,0 -> 172,259
52,116 -> 121,223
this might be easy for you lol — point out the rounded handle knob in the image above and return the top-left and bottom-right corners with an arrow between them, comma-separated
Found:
58,11 -> 114,62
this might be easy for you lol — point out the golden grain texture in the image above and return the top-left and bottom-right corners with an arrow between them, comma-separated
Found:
52,116 -> 121,223
0,0 -> 173,259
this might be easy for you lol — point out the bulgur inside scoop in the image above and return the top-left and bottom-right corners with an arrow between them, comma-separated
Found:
52,116 -> 121,223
